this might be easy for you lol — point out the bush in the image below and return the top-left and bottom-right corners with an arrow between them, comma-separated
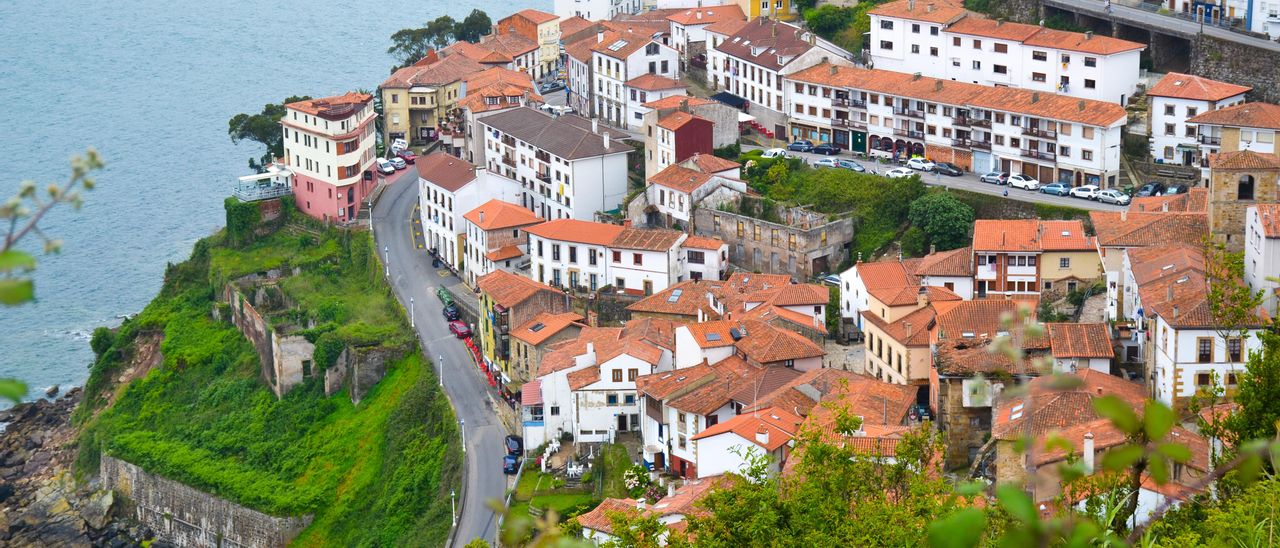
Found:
900,227 -> 927,257
713,143 -> 741,159
90,327 -> 115,357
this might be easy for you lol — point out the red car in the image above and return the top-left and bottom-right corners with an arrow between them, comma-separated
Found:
449,320 -> 472,338
396,149 -> 417,164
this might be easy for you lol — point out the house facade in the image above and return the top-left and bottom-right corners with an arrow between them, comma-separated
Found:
462,199 -> 544,289
417,154 -> 521,272
1244,204 -> 1280,315
1189,102 -> 1280,183
694,200 -> 854,279
476,270 -> 574,386
624,74 -> 687,130
281,93 -> 378,224
1146,73 -> 1249,166
494,9 -> 562,80
526,219 -> 624,292
649,111 -> 714,176
592,31 -> 681,128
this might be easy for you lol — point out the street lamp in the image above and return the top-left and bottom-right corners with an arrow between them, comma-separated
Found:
438,354 -> 445,387
451,489 -> 457,527
460,419 -> 466,452
410,297 -> 415,328
384,245 -> 390,277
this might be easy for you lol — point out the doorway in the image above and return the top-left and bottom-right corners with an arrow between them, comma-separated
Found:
617,414 -> 628,432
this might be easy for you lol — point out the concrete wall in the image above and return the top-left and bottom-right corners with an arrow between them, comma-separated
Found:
327,345 -> 406,404
102,455 -> 312,547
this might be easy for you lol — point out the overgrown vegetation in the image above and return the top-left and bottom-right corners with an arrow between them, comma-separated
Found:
74,213 -> 459,545
801,1 -> 889,54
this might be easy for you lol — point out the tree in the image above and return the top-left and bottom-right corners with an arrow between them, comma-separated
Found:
793,0 -> 819,13
1223,333 -> 1280,445
456,10 -> 493,43
907,192 -> 974,252
900,226 -> 926,257
804,5 -> 856,37
388,16 -> 460,67
228,97 -> 311,171
1204,239 -> 1265,343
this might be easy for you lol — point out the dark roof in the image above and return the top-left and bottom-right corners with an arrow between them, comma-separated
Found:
481,107 -> 632,160
710,91 -> 747,108
713,18 -> 817,72
416,153 -> 478,192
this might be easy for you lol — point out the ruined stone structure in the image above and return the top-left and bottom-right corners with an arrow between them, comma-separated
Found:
692,198 -> 854,279
223,282 -> 315,399
324,345 -> 408,404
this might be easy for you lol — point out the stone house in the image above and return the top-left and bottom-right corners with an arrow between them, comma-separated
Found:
476,270 -> 573,388
222,283 -> 316,399
1205,150 -> 1280,252
509,311 -> 585,387
694,199 -> 854,280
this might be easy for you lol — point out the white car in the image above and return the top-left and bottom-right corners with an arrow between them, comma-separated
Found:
1069,184 -> 1100,200
761,148 -> 789,159
885,167 -> 915,179
1097,189 -> 1132,205
906,157 -> 936,171
1008,174 -> 1040,190
813,158 -> 840,168
376,158 -> 396,174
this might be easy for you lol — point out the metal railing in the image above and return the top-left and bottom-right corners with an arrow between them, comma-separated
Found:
1198,134 -> 1221,145
970,118 -> 992,128
1020,148 -> 1058,161
831,117 -> 866,129
1022,126 -> 1058,139
233,183 -> 292,202
893,128 -> 925,140
893,106 -> 926,119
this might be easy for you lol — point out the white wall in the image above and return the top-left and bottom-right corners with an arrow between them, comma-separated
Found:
1152,96 -> 1212,165
529,235 -> 611,290
610,243 -> 686,294
685,244 -> 727,281
1244,207 -> 1280,315
1151,318 -> 1264,405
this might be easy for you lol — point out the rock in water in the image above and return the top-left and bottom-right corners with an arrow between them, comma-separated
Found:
44,385 -> 59,398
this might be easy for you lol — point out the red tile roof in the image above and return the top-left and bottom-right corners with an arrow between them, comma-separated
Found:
485,245 -> 524,262
1130,188 -> 1208,213
416,153 -> 478,192
610,227 -> 685,251
285,92 -> 372,120
1038,220 -> 1092,251
932,298 -> 1038,343
703,18 -> 750,36
1047,323 -> 1114,358
683,153 -> 741,174
626,73 -> 686,91
862,305 -> 936,347
1208,150 -> 1280,170
690,406 -> 804,451
1148,72 -> 1251,101
627,279 -> 722,318
511,311 -> 584,346
383,53 -> 486,88
667,4 -> 746,25
1089,211 -> 1208,248
642,94 -> 716,109
463,199 -> 542,230
668,357 -> 760,415
480,33 -> 538,58
682,235 -> 726,250
538,327 -> 623,376
511,8 -> 558,24
477,270 -> 561,309
1021,27 -> 1145,55
714,18 -> 818,72
649,164 -> 716,193
1255,204 -> 1280,238
993,369 -> 1146,440
521,378 -> 542,405
637,362 -> 719,400
525,218 -> 625,246
913,246 -> 973,277
1127,244 -> 1219,328
591,30 -> 659,60
733,320 -> 825,363
684,321 -> 738,348
1187,102 -> 1280,129
972,219 -> 1040,251
868,0 -> 968,24
933,337 -> 1047,376
558,16 -> 594,38
657,111 -> 709,131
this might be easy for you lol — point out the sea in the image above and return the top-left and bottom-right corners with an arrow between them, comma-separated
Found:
0,0 -> 549,399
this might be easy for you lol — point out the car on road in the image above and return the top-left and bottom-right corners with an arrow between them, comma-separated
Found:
376,158 -> 396,174
389,156 -> 408,170
1164,183 -> 1190,195
442,304 -> 460,321
812,143 -> 839,155
503,454 -> 520,474
396,149 -> 417,164
820,274 -> 841,286
1040,182 -> 1071,196
813,158 -> 841,168
979,171 -> 1009,185
1097,189 -> 1132,205
448,320 -> 472,338
761,148 -> 790,159
1070,184 -> 1101,200
505,435 -> 524,456
837,159 -> 866,172
538,80 -> 566,94
885,167 -> 915,178
1008,174 -> 1040,190
906,157 -> 936,171
933,162 -> 963,176
787,140 -> 814,152
1136,182 -> 1166,197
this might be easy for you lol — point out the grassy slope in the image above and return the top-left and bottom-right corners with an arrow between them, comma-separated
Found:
76,226 -> 460,546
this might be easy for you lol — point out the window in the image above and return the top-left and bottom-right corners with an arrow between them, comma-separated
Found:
1228,338 -> 1243,362
615,277 -> 625,289
994,43 -> 1008,53
1084,79 -> 1096,89
624,394 -> 635,405
880,20 -> 893,29
1059,257 -> 1070,269
1197,338 -> 1213,363
1031,72 -> 1046,82
552,244 -> 561,261
1165,105 -> 1176,116
1239,175 -> 1255,200
911,44 -> 920,54
1059,146 -> 1070,157
1165,123 -> 1176,136
1186,125 -> 1197,137
628,369 -> 638,381
930,47 -> 938,56
550,405 -> 560,416
1084,56 -> 1097,67
607,393 -> 619,405
633,253 -> 642,265
1197,373 -> 1212,387
1032,50 -> 1047,61
953,37 -> 961,46
1186,106 -> 1198,117
612,369 -> 623,382
1227,373 -> 1239,387
880,40 -> 894,50
1082,150 -> 1093,161
972,39 -> 981,49
994,64 -> 1007,74
931,26 -> 939,35
1061,54 -> 1070,64
972,60 -> 981,70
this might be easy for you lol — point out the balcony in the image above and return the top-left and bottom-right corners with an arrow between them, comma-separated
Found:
970,140 -> 992,150
950,138 -> 974,149
1022,126 -> 1058,140
833,97 -> 867,108
1198,134 -> 1222,145
893,128 -> 925,140
951,116 -> 972,127
536,171 -> 551,183
1020,148 -> 1057,161
893,106 -> 925,119
234,167 -> 293,202
976,264 -> 997,280
502,155 -> 516,168
831,117 -> 866,130
969,118 -> 992,128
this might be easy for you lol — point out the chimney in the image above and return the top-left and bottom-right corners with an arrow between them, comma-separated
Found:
680,99 -> 690,112
934,80 -> 943,92
857,251 -> 863,263
830,64 -> 838,75
1173,305 -> 1179,318
908,0 -> 916,10
592,118 -> 599,133
697,10 -> 703,20
479,210 -> 485,223
1077,100 -> 1086,111
636,498 -> 646,510
1120,210 -> 1127,221
926,2 -> 935,13
917,285 -> 929,308
597,31 -> 604,43
772,24 -> 777,37
996,18 -> 1004,26
587,341 -> 595,355
1032,92 -> 1040,104
930,243 -> 936,255
1083,432 -> 1096,473
809,33 -> 817,45
1085,31 -> 1094,40
756,426 -> 770,446
913,72 -> 922,81
905,322 -> 913,337
668,482 -> 676,497
1162,202 -> 1169,212
897,251 -> 903,262
1167,284 -> 1173,302
604,132 -> 612,149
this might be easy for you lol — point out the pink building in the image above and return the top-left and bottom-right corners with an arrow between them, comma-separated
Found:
282,93 -> 378,223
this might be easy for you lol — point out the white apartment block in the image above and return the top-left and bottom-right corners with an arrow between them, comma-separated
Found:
1147,73 -> 1249,166
592,31 -> 681,129
609,227 -> 689,295
280,93 -> 378,224
624,74 -> 687,130
787,63 -> 1127,187
1188,102 -> 1280,167
525,219 -> 693,295
555,0 -> 641,20
867,0 -> 1144,105
417,153 -> 521,270
665,4 -> 746,60
1244,204 -> 1280,315
480,107 -> 632,221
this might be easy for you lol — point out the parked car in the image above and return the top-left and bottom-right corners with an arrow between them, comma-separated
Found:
1164,183 -> 1190,195
505,435 -> 524,456
787,140 -> 814,152
812,143 -> 839,155
933,162 -> 963,176
885,167 -> 915,178
1040,182 -> 1071,196
503,454 -> 520,475
442,304 -> 460,321
906,157 -> 936,171
538,80 -> 566,93
449,320 -> 472,338
761,148 -> 789,159
813,158 -> 840,168
1097,189 -> 1132,205
376,158 -> 396,174
1070,184 -> 1101,200
820,274 -> 841,286
389,157 -> 408,170
1008,174 -> 1040,190
979,171 -> 1009,185
396,149 -> 417,164
690,53 -> 708,69
1136,182 -> 1166,197
837,159 -> 866,172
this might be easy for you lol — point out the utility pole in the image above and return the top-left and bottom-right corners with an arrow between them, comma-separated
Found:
439,354 -> 445,387
384,245 -> 390,277
451,490 -> 457,527
460,419 -> 466,452
410,297 -> 415,328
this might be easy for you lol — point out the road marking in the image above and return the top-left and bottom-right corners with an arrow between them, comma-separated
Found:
437,269 -> 451,277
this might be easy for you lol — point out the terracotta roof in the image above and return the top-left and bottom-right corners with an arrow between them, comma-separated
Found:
753,283 -> 829,307
637,362 -> 718,400
1128,244 -> 1217,328
668,357 -> 760,415
575,498 -> 639,533
1254,204 -> 1280,238
714,18 -> 818,72
1021,27 -> 1145,55
383,53 -> 486,88
667,4 -> 745,25
685,321 -> 738,348
481,107 -> 632,159
1186,101 -> 1280,129
1148,72 -> 1251,101
649,164 -> 716,193
869,0 -> 968,24
1130,188 -> 1208,213
285,92 -> 372,120
477,270 -> 560,309
464,66 -> 538,90
485,245 -> 524,261
862,305 -> 936,347
558,16 -> 594,38
481,33 -> 538,57
748,305 -> 827,335
733,320 -> 825,363
525,218 -> 625,246
657,111 -> 709,131
853,259 -> 917,294
1089,211 -> 1208,248
628,279 -> 721,318
788,63 -> 1126,128
683,153 -> 741,174
945,17 -> 1041,41
511,311 -> 584,346
511,8 -> 558,24
1208,150 -> 1280,170
690,406 -> 804,451
416,153 -> 478,192
626,73 -> 686,91
441,40 -> 506,63
802,375 -> 919,431
913,246 -> 973,277
973,219 -> 1069,251
933,337 -> 1047,376
464,199 -> 542,230
933,298 -> 1038,343
704,18 -> 750,36
1038,220 -> 1092,251
591,30 -> 658,60
993,369 -> 1146,440
610,227 -> 685,251
1047,323 -> 1114,358
682,235 -> 726,250
643,94 -> 716,109
537,327 -> 623,376
730,362 -> 803,406
576,477 -> 733,534
564,32 -> 598,63
521,378 -> 542,405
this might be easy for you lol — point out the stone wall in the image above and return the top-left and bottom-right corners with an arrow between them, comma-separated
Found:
1208,164 -> 1280,251
937,377 -> 993,470
692,202 -> 855,279
327,345 -> 408,404
1192,35 -> 1280,104
224,285 -> 275,390
101,455 -> 312,547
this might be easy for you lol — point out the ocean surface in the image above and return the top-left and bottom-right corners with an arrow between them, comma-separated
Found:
0,0 -> 549,398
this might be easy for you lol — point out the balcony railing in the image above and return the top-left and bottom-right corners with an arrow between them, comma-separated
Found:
951,116 -> 972,127
1022,126 -> 1058,139
893,106 -> 926,119
1198,134 -> 1222,145
970,118 -> 992,128
893,128 -> 925,140
502,155 -> 516,168
833,97 -> 867,108
536,171 -> 551,183
950,138 -> 974,149
1020,148 -> 1057,161
831,117 -> 866,129
234,182 -> 292,202
970,140 -> 992,150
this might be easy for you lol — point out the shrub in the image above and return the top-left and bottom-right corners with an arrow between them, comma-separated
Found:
900,227 -> 927,257
90,327 -> 115,357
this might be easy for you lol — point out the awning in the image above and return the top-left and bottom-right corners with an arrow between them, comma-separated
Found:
1175,143 -> 1199,150
711,91 -> 747,109
737,112 -> 756,123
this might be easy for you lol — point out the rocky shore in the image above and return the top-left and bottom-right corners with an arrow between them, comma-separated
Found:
0,389 -> 153,547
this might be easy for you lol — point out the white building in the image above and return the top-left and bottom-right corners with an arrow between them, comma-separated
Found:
1046,323 -> 1114,374
462,199 -> 544,288
1244,204 -> 1280,315
1188,102 -> 1280,173
609,227 -> 689,295
1147,73 -> 1250,166
646,161 -> 749,226
690,406 -> 802,478
665,4 -> 746,60
592,30 -> 681,128
867,0 -> 1144,105
526,219 -> 623,291
837,247 -> 973,334
555,0 -> 641,20
280,93 -> 378,224
624,74 -> 687,130
417,153 -> 520,270
682,235 -> 729,281
480,107 -> 632,221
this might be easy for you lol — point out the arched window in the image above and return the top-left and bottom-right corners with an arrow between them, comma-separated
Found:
1238,174 -> 1255,200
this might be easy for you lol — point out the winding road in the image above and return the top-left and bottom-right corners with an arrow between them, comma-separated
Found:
371,169 -> 507,547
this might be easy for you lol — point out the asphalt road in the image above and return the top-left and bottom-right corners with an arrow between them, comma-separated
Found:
744,145 -> 1128,211
372,168 -> 507,548
1045,0 -> 1280,53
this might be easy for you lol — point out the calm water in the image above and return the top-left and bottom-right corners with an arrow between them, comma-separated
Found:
0,0 -> 549,397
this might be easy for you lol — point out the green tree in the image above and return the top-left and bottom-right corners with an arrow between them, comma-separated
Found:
908,192 -> 974,251
90,326 -> 115,357
900,226 -> 926,257
388,16 -> 460,67
1204,240 -> 1265,343
228,97 -> 311,170
793,0 -> 819,12
1223,333 -> 1280,446
456,10 -> 493,43
804,5 -> 856,37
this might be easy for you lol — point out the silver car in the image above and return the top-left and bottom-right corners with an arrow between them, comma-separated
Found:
1096,189 -> 1131,205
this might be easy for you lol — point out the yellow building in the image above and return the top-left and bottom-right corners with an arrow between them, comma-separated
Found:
475,271 -> 573,387
733,0 -> 797,20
